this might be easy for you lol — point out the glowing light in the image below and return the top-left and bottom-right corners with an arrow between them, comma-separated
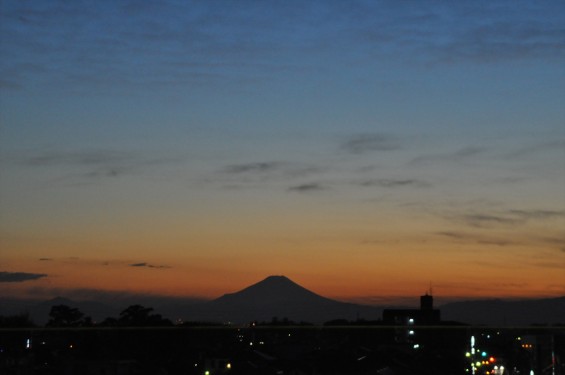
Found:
226,363 -> 232,369
489,357 -> 495,363
466,352 -> 471,357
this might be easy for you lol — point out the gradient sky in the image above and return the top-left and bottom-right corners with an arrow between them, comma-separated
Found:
1,0 -> 564,305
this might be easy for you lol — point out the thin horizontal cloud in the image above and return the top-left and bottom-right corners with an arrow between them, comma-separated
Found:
23,150 -> 131,167
359,179 -> 430,188
0,271 -> 48,283
223,162 -> 281,174
287,183 -> 326,193
214,161 -> 326,191
221,161 -> 323,177
509,209 -> 565,221
436,231 -> 513,247
504,139 -> 565,159
536,237 -> 565,253
445,208 -> 565,229
15,149 -> 182,184
411,146 -> 486,165
341,134 -> 401,154
459,213 -> 523,228
39,258 -> 53,261
129,262 -> 171,269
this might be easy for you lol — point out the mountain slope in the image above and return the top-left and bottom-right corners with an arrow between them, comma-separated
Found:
194,275 -> 379,323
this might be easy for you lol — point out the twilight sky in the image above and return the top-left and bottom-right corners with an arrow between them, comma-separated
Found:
1,0 -> 564,304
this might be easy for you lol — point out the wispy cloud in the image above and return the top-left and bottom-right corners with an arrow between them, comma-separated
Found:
341,134 -> 401,154
459,213 -> 522,228
0,271 -> 48,283
509,209 -> 565,221
436,231 -> 513,247
23,150 -> 131,167
456,209 -> 565,229
221,161 -> 322,178
359,178 -> 430,188
214,161 -> 326,190
411,146 -> 486,165
504,139 -> 565,159
15,149 -> 182,184
287,183 -> 326,193
223,162 -> 282,174
129,262 -> 171,269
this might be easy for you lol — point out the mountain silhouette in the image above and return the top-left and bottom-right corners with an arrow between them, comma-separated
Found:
196,275 -> 379,323
214,275 -> 335,306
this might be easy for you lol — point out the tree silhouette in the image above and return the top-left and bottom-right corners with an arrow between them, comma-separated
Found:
47,304 -> 89,327
118,304 -> 172,327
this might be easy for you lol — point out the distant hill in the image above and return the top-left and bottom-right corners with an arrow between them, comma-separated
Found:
440,297 -> 565,326
186,275 -> 381,324
0,297 -> 119,325
2,278 -> 563,326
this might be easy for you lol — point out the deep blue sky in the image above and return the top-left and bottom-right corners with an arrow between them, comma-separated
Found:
1,0 -> 564,302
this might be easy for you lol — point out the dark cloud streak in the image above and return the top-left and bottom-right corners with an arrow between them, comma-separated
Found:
0,271 -> 48,283
342,134 -> 401,154
129,262 -> 171,269
14,149 -> 183,184
359,179 -> 430,188
287,183 -> 326,193
223,162 -> 281,174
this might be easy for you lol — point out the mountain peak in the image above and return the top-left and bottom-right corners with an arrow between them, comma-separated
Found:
265,275 -> 288,280
261,275 -> 293,284
203,275 -> 371,323
213,275 -> 328,305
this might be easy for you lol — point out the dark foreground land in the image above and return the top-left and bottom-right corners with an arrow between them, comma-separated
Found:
1,325 -> 564,375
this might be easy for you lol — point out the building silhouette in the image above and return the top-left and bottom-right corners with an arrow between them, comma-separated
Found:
382,292 -> 441,326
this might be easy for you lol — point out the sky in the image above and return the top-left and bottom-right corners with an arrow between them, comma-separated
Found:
1,0 -> 564,305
